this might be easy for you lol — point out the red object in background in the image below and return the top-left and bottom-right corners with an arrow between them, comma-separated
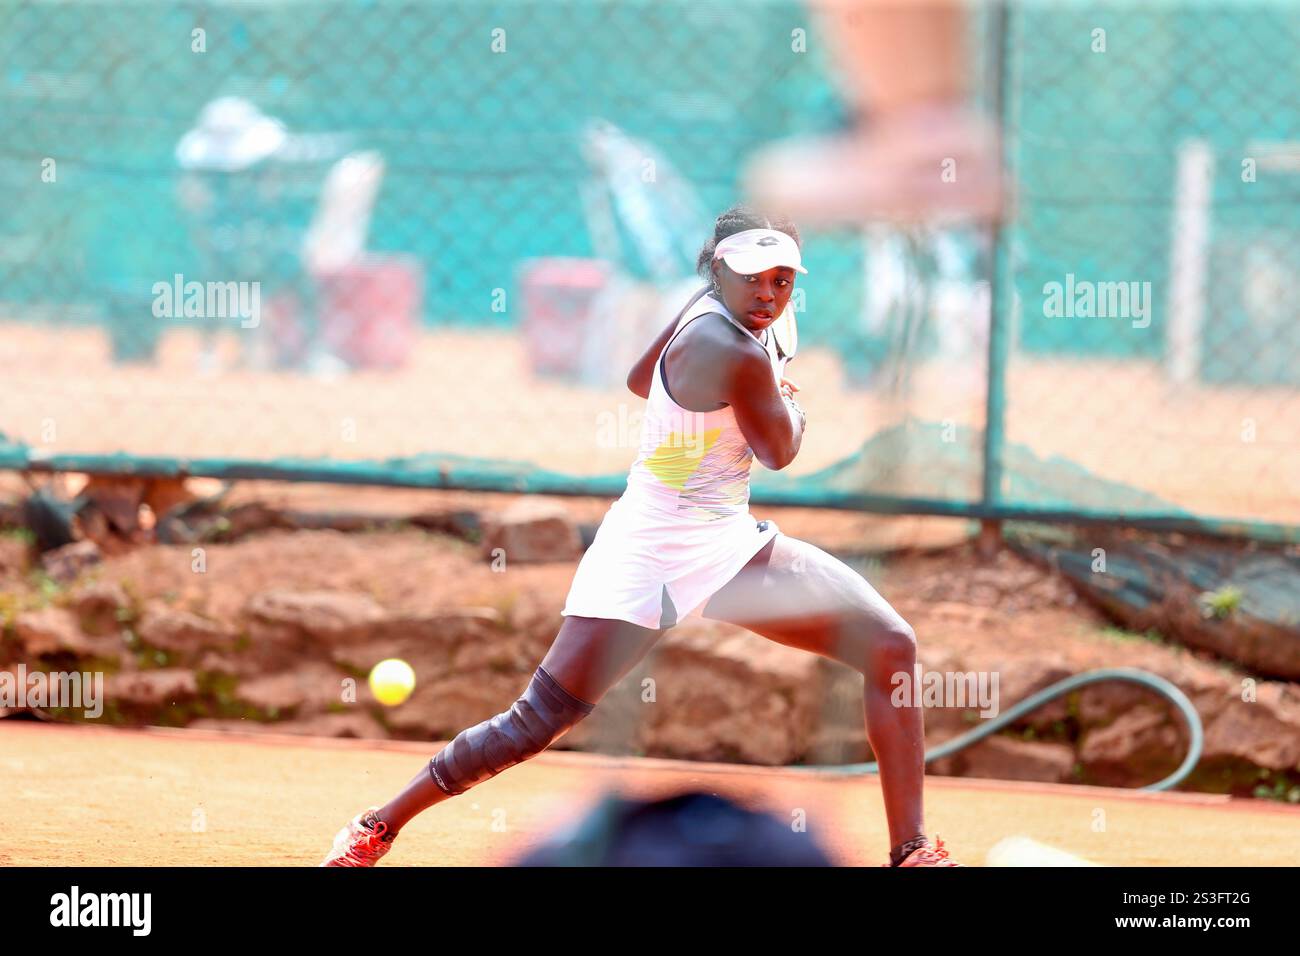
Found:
266,289 -> 309,368
315,255 -> 423,369
519,258 -> 611,378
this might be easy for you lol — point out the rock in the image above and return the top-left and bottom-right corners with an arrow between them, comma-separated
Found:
931,734 -> 1076,783
0,499 -> 24,530
382,670 -> 531,740
634,624 -> 823,765
449,632 -> 530,674
0,535 -> 29,579
244,591 -> 385,647
108,668 -> 199,708
195,651 -> 245,678
138,610 -> 236,656
904,645 -> 981,734
80,476 -> 147,535
806,723 -> 873,764
1164,660 -> 1237,727
40,540 -> 102,583
142,477 -> 198,521
480,499 -> 582,564
1078,680 -> 1160,728
410,509 -> 482,542
73,509 -> 113,551
330,641 -> 454,691
235,674 -> 306,712
14,608 -> 89,656
330,608 -> 511,689
220,503 -> 294,540
1201,685 -> 1300,771
236,663 -> 349,715
1078,707 -> 1183,786
804,662 -> 870,763
993,656 -> 1075,729
72,582 -> 131,636
370,607 -> 504,646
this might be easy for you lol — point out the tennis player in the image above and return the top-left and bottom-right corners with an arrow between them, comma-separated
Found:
321,205 -> 961,867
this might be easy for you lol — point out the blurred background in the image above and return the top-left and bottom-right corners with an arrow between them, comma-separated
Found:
1,0 -> 1296,536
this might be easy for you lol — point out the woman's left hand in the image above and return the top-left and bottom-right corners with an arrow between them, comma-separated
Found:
779,377 -> 799,400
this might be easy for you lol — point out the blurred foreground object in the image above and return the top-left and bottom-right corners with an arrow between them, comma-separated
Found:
745,0 -> 1005,225
986,835 -> 1101,867
514,790 -> 834,866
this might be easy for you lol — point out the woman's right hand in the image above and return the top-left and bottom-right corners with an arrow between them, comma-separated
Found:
785,396 -> 806,432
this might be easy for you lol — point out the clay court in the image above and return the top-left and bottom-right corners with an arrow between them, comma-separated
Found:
3,722 -> 1297,867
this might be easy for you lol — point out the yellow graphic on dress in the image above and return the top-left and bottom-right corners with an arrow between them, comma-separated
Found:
644,428 -> 723,490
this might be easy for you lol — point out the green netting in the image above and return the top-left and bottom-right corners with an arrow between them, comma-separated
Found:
0,0 -> 1297,541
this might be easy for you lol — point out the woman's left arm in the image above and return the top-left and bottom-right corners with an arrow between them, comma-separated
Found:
626,285 -> 710,398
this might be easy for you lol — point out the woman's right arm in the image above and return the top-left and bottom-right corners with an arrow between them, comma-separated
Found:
626,285 -> 711,399
725,347 -> 805,471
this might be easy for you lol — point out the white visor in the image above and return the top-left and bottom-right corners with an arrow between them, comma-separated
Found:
713,228 -> 807,275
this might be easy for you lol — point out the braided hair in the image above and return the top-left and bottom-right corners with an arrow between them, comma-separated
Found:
696,204 -> 802,294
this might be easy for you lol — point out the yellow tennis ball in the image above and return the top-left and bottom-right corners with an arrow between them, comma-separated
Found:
369,658 -> 416,707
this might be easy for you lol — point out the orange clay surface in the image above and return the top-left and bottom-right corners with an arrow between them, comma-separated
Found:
2,722 -> 1298,867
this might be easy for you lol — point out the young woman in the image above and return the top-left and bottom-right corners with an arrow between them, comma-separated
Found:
321,205 -> 961,867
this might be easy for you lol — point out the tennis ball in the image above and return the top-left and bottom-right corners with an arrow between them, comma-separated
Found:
369,658 -> 416,707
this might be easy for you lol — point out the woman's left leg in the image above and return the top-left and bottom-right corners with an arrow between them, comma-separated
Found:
700,534 -> 927,860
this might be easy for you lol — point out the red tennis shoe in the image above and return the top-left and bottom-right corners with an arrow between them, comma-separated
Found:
320,808 -> 396,867
887,835 -> 965,867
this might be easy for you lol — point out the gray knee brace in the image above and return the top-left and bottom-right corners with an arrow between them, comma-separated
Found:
428,665 -> 596,796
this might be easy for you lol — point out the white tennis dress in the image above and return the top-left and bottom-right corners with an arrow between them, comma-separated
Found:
562,289 -> 785,629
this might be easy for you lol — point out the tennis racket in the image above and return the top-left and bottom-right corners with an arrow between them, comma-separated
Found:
770,306 -> 801,409
770,305 -> 798,375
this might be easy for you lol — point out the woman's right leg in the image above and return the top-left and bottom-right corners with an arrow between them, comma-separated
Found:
375,614 -> 663,834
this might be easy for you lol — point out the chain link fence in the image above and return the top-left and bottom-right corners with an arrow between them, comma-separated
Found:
992,0 -> 1300,536
0,0 -> 1296,539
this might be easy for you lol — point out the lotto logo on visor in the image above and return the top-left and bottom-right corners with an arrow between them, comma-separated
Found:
713,228 -> 807,276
